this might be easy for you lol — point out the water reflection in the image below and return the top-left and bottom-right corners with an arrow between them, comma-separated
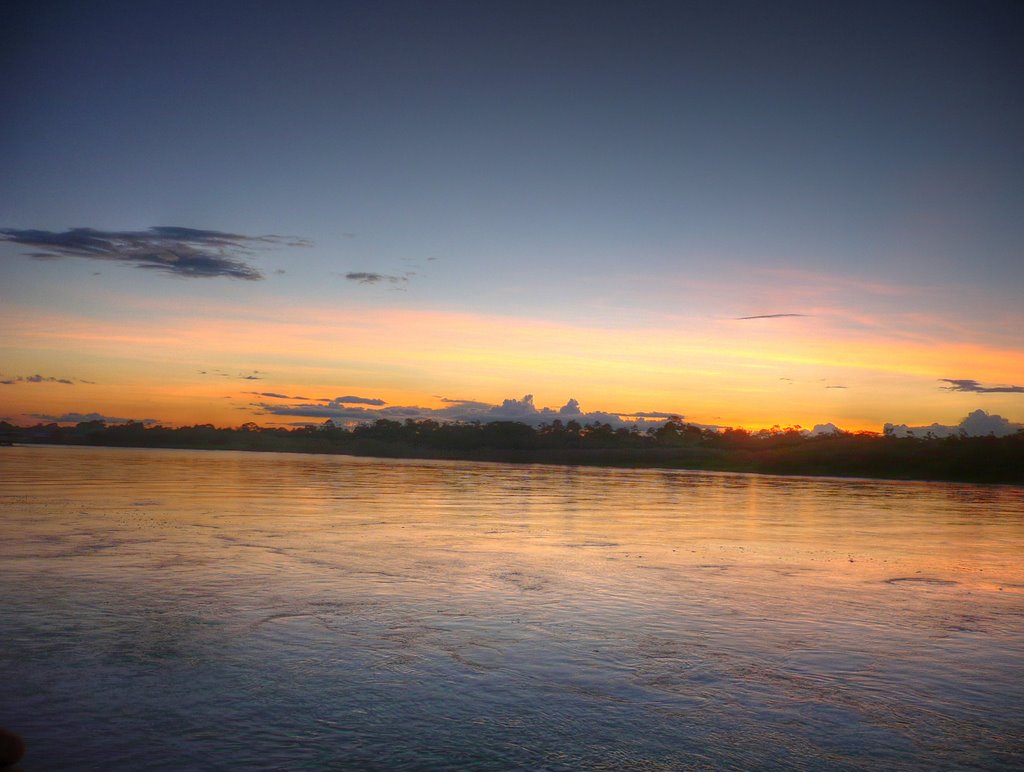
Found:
1,445 -> 1023,770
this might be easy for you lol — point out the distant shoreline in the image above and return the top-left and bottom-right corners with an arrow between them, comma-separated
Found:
4,419 -> 1022,486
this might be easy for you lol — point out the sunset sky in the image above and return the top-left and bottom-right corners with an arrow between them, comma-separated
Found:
2,0 -> 1022,432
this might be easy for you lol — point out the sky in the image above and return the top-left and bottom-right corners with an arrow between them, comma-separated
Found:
2,0 -> 1023,433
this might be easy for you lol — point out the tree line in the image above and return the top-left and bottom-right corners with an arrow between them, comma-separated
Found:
2,417 -> 1022,485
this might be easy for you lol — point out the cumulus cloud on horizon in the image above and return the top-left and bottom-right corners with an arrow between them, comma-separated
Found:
885,409 -> 1022,438
808,422 -> 843,435
252,393 -> 692,430
0,226 -> 310,280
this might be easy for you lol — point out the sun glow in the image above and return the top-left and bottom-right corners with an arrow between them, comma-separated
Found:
3,297 -> 1022,431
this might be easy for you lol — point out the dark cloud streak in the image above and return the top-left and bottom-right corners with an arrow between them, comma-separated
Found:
734,313 -> 809,320
0,226 -> 310,280
245,391 -> 312,400
329,395 -> 386,406
2,373 -> 78,385
29,411 -> 160,425
345,272 -> 407,285
940,379 -> 1024,394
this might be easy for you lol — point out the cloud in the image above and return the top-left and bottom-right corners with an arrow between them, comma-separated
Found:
2,373 -> 77,385
345,272 -> 408,285
559,398 -> 581,415
252,404 -> 384,420
959,409 -> 1021,436
438,397 -> 493,409
201,370 -> 267,380
734,313 -> 810,320
251,394 -> 386,417
884,409 -> 1022,438
0,226 -> 309,280
327,395 -> 387,406
940,379 -> 1024,394
825,385 -> 848,389
252,393 -> 688,430
30,412 -> 160,425
244,391 -> 312,400
491,394 -> 540,418
809,423 -> 844,435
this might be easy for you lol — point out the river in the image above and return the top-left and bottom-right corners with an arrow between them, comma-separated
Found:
2,445 -> 1022,769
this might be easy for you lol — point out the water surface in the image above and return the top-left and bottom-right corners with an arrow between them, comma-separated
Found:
2,445 -> 1023,769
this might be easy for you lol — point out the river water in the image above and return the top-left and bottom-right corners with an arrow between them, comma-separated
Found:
1,445 -> 1022,770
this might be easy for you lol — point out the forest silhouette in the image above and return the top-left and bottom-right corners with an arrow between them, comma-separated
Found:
3,417 -> 1022,485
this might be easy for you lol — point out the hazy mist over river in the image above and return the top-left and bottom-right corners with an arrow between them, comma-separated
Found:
2,445 -> 1023,769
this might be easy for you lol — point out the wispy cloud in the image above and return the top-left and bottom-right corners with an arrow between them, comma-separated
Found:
940,379 -> 1024,394
1,373 -> 78,385
734,313 -> 810,321
30,411 -> 160,425
199,369 -> 267,380
254,403 -> 384,420
242,392 -> 381,404
324,395 -> 387,406
345,272 -> 408,285
438,397 -> 493,409
0,226 -> 310,280
244,391 -> 312,400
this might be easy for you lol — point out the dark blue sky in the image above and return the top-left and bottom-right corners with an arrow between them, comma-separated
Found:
4,1 -> 1021,279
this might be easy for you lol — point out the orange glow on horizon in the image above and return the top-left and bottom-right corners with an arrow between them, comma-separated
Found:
2,299 -> 1022,432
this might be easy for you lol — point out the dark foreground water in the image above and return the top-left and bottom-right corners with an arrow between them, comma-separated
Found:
1,445 -> 1023,770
